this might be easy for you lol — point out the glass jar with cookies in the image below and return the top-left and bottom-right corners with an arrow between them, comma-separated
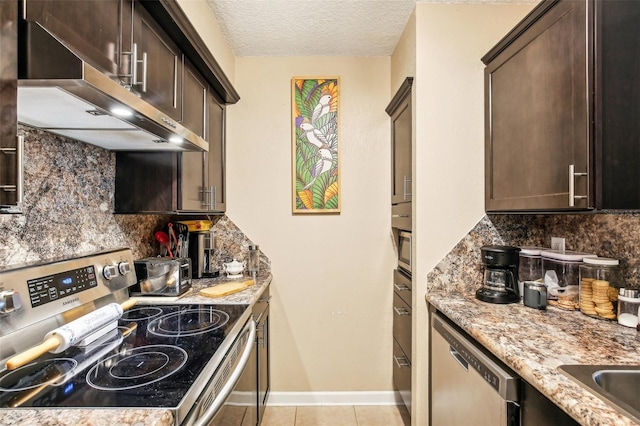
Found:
579,257 -> 621,320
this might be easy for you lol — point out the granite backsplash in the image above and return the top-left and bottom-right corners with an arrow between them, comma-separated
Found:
0,125 -> 269,273
428,213 -> 640,295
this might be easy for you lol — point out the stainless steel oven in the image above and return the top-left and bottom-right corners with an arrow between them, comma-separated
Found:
397,231 -> 411,274
0,248 -> 254,425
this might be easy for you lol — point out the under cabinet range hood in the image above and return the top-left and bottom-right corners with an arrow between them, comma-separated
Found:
17,21 -> 208,152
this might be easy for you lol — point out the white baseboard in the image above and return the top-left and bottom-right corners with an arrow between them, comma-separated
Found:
266,391 -> 403,406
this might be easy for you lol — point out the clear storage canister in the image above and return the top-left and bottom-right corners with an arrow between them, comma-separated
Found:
579,257 -> 621,320
518,247 -> 546,300
617,288 -> 640,328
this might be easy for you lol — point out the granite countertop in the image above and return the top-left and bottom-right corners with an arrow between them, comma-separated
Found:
427,289 -> 640,426
0,274 -> 272,426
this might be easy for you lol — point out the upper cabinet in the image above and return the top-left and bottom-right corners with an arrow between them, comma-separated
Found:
387,77 -> 413,206
129,1 -> 182,122
0,0 -> 21,213
22,0 -> 125,76
483,0 -> 640,212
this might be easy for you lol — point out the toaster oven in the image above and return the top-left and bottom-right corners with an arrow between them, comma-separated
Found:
130,257 -> 191,296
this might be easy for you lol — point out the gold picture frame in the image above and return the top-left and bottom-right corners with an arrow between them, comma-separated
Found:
291,77 -> 340,214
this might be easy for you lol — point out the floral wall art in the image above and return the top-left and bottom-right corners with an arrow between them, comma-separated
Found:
292,77 -> 340,213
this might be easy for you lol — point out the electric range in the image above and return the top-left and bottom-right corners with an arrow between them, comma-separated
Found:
0,248 -> 253,425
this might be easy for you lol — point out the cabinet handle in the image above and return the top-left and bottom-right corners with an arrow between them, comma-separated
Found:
394,355 -> 410,368
391,214 -> 409,218
393,306 -> 410,316
211,186 -> 217,210
394,284 -> 410,292
141,51 -> 148,93
403,175 -> 412,200
568,164 -> 588,207
0,136 -> 24,212
173,56 -> 178,109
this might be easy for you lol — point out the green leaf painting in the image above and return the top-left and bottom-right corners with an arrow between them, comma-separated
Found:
292,77 -> 340,213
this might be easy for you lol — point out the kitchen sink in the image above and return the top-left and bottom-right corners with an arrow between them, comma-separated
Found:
559,365 -> 640,423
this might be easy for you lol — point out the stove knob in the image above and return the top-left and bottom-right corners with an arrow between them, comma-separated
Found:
118,261 -> 131,275
103,264 -> 118,280
0,290 -> 23,315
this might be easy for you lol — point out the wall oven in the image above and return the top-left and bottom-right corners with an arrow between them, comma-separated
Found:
397,231 -> 412,274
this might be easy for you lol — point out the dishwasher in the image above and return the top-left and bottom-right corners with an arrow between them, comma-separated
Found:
430,311 -> 520,426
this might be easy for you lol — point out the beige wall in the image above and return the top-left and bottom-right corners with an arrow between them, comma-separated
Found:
176,0 -> 235,83
226,57 -> 396,393
412,3 -> 534,425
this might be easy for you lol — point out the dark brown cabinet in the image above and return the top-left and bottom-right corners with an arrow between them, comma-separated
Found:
392,269 -> 411,413
387,78 -> 413,206
254,286 -> 270,424
115,90 -> 226,213
129,1 -> 182,122
22,0 -> 125,76
0,0 -> 21,213
483,0 -> 640,212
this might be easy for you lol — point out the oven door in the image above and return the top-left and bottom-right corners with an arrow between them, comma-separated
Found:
184,319 -> 257,426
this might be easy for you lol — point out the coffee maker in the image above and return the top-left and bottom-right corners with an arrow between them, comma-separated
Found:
188,230 -> 219,278
476,245 -> 521,304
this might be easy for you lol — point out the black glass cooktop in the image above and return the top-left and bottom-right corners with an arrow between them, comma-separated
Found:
0,303 -> 249,410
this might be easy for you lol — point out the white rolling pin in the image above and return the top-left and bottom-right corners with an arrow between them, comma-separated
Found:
5,299 -> 137,370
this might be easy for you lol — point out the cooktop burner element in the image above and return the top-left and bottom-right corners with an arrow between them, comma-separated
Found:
120,306 -> 164,322
86,345 -> 188,391
0,303 -> 249,414
0,358 -> 77,392
147,308 -> 230,337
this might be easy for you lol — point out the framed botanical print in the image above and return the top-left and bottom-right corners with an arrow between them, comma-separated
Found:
292,77 -> 340,214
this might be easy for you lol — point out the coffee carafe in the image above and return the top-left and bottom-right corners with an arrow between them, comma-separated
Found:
476,245 -> 521,304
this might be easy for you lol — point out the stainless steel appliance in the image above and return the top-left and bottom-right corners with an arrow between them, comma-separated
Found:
430,309 -> 580,425
189,231 -> 218,278
431,311 -> 520,425
0,248 -> 254,425
476,245 -> 521,304
397,231 -> 411,274
130,257 -> 192,297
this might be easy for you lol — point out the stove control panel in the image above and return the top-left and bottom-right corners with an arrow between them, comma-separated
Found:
27,265 -> 98,308
0,248 -> 137,335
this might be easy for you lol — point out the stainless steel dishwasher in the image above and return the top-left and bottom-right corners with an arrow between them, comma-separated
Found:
430,311 -> 520,426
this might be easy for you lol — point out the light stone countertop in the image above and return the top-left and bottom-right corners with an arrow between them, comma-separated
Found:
427,290 -> 640,426
0,274 -> 272,426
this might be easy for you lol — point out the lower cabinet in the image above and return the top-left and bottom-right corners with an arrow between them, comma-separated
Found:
392,269 -> 411,413
254,286 -> 270,424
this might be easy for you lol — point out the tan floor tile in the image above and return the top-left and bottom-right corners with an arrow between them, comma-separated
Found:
261,406 -> 297,426
295,405 -> 358,426
354,405 -> 410,426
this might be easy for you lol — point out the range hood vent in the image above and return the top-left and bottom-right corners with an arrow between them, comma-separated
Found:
17,21 -> 208,152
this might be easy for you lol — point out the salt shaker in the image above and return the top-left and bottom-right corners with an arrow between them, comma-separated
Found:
248,244 -> 260,277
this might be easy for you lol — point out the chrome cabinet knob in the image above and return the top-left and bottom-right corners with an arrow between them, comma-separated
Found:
0,290 -> 23,315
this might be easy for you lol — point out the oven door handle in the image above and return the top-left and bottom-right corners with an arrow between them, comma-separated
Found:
193,320 -> 256,426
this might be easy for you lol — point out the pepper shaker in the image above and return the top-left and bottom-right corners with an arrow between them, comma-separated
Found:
248,244 -> 260,278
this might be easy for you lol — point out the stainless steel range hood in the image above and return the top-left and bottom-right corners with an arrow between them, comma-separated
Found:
17,21 -> 208,152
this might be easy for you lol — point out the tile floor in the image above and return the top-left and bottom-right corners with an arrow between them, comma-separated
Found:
261,405 -> 410,426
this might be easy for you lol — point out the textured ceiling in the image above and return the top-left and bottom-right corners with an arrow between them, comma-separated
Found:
205,0 -> 417,56
204,0 -> 537,57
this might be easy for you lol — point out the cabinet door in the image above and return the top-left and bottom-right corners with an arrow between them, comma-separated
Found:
255,288 -> 270,421
23,0 -> 123,76
114,152 -> 177,213
131,2 -> 182,121
0,0 -> 19,212
485,0 -> 590,211
388,80 -> 412,205
206,91 -> 226,212
182,60 -> 207,137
